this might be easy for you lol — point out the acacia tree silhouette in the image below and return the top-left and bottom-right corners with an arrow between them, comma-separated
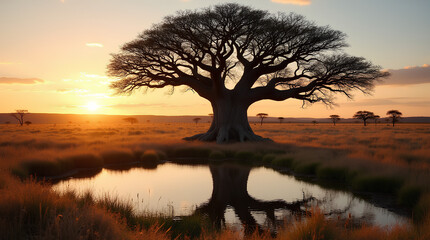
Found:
108,3 -> 388,143
387,110 -> 402,127
329,114 -> 340,126
10,110 -> 29,126
193,117 -> 201,124
373,115 -> 380,124
278,117 -> 284,123
353,111 -> 375,126
256,113 -> 268,126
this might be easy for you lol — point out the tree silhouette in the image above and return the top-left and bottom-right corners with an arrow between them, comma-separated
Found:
329,115 -> 340,126
10,110 -> 29,126
387,110 -> 402,127
278,117 -> 284,124
108,3 -> 388,143
24,121 -> 32,126
373,115 -> 380,125
353,111 -> 375,126
312,120 -> 317,125
256,113 -> 268,126
123,117 -> 138,124
193,117 -> 201,124
194,164 -> 315,235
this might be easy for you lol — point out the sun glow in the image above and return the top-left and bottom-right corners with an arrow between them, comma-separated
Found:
85,101 -> 100,112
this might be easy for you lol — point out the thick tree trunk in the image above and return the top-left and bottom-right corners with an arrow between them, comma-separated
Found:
184,96 -> 271,143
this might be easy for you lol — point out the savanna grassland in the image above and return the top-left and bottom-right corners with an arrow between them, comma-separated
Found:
1,122 -> 430,239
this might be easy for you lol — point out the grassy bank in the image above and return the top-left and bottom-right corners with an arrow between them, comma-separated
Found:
1,123 -> 430,238
1,173 -> 429,239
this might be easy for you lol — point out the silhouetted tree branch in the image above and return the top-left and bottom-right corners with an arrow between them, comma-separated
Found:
108,3 -> 389,143
10,110 -> 29,126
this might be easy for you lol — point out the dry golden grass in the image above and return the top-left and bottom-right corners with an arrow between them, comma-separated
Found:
1,122 -> 430,239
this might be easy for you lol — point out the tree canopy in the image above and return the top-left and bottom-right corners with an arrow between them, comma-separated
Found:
353,111 -> 375,126
386,110 -> 402,127
108,3 -> 389,143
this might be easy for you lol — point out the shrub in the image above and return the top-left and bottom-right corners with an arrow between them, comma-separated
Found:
234,151 -> 255,160
398,185 -> 422,208
413,193 -> 430,224
294,162 -> 320,175
262,154 -> 276,164
141,150 -> 160,163
271,156 -> 294,168
101,150 -> 135,164
316,166 -> 350,182
173,147 -> 211,158
65,153 -> 103,168
18,159 -> 61,177
352,175 -> 404,194
209,150 -> 226,159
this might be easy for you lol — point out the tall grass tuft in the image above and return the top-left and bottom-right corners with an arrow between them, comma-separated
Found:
0,179 -> 131,240
277,208 -> 336,240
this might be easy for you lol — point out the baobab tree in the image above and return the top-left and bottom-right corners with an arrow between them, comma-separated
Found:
278,117 -> 284,124
256,113 -> 268,126
387,110 -> 402,127
193,117 -> 201,124
108,3 -> 388,143
329,115 -> 340,126
10,110 -> 29,126
353,111 -> 375,126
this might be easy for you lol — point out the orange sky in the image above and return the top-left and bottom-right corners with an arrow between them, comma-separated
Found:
1,0 -> 429,118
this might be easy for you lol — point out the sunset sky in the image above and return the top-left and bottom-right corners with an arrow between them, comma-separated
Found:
1,0 -> 429,118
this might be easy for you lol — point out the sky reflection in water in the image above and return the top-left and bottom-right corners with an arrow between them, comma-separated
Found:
53,163 -> 407,228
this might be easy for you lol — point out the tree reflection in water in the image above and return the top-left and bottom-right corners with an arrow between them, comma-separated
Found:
195,163 -> 315,235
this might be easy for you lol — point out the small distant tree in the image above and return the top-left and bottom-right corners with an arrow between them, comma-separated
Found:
10,110 -> 29,126
312,120 -> 317,125
373,115 -> 380,125
278,117 -> 284,124
193,117 -> 201,124
387,110 -> 402,127
123,117 -> 138,124
257,113 -> 268,126
5,121 -> 10,124
24,121 -> 32,126
329,115 -> 340,126
353,111 -> 375,126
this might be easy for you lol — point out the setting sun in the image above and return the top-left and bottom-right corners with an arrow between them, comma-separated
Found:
85,101 -> 100,112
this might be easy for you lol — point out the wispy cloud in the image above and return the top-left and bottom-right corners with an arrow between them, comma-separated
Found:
381,64 -> 430,85
86,43 -> 103,48
0,62 -> 17,65
345,97 -> 430,107
0,77 -> 44,84
271,0 -> 311,6
57,88 -> 89,94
